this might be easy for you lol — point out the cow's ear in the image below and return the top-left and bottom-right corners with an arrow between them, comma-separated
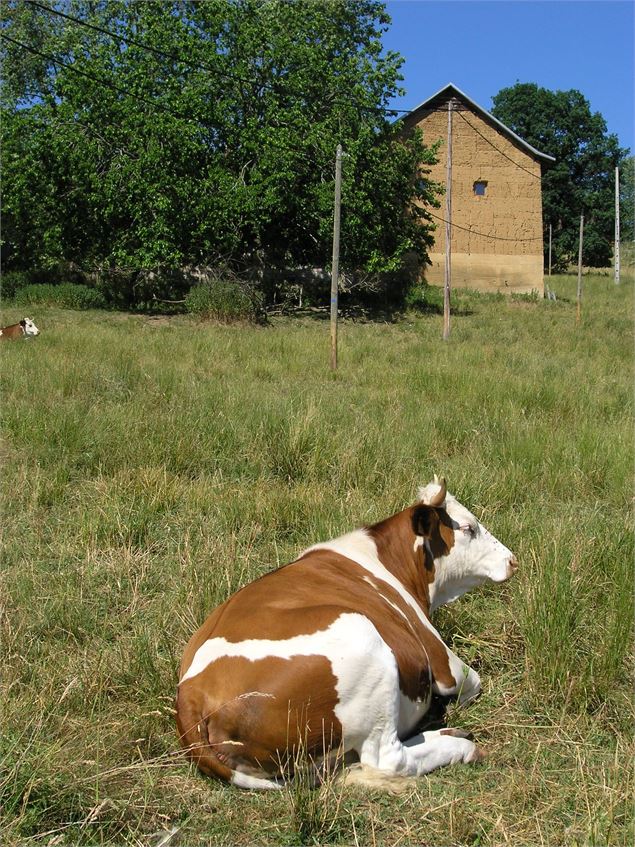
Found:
412,505 -> 438,539
20,319 -> 26,327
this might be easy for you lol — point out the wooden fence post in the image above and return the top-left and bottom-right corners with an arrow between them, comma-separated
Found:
615,167 -> 620,285
443,99 -> 453,341
576,215 -> 584,324
330,144 -> 343,370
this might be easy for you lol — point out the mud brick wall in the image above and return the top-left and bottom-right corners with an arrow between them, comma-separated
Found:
412,96 -> 545,294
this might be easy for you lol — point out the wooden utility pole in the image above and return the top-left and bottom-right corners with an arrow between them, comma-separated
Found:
615,166 -> 621,285
548,223 -> 552,276
443,99 -> 453,341
576,215 -> 584,324
330,144 -> 343,370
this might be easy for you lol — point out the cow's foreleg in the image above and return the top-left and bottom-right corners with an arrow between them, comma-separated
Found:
431,647 -> 481,705
420,624 -> 481,705
362,723 -> 481,777
400,727 -> 483,773
345,624 -> 482,778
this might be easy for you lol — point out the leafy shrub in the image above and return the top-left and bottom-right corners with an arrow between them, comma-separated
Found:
1,266 -> 86,299
12,283 -> 107,310
1,270 -> 32,299
404,282 -> 443,313
185,276 -> 263,323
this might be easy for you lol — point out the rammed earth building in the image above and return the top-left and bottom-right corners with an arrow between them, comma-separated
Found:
402,83 -> 556,295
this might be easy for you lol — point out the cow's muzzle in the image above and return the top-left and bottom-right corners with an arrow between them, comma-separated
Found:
505,556 -> 519,579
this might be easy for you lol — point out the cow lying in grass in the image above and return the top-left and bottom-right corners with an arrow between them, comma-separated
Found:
0,318 -> 40,339
176,478 -> 517,789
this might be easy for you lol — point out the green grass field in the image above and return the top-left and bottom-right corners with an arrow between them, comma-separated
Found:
1,274 -> 633,846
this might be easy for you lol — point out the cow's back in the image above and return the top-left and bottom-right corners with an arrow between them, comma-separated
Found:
176,561 -> 350,782
179,549 -> 435,700
176,546 -> 438,783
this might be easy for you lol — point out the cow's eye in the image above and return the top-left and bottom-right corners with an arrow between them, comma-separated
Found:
460,524 -> 477,538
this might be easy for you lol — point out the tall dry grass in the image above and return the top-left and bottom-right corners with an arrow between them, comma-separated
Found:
1,273 -> 633,845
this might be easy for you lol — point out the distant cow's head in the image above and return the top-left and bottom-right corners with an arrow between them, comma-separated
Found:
417,477 -> 518,610
0,317 -> 40,340
21,318 -> 40,337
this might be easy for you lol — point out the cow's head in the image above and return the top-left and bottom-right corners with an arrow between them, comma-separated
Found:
416,477 -> 518,611
20,318 -> 40,337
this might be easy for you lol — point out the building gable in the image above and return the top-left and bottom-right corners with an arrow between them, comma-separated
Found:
401,83 -> 555,166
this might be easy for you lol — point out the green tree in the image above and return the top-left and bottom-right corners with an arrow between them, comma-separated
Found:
491,83 -> 629,270
620,156 -> 634,244
1,0 -> 438,305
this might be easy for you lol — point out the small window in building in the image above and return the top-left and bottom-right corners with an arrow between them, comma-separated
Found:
474,180 -> 488,196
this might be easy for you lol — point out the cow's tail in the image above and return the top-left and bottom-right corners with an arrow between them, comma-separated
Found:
175,691 -> 281,791
341,763 -> 417,794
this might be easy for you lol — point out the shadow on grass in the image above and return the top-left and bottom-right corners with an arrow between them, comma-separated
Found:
272,302 -> 475,322
280,305 -> 406,323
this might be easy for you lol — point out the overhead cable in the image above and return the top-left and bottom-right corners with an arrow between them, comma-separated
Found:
0,32 -> 214,131
23,0 -> 412,117
455,108 -> 543,180
24,0 -> 254,85
427,210 -> 544,242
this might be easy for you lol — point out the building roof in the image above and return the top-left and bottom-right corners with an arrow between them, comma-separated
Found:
400,82 -> 556,164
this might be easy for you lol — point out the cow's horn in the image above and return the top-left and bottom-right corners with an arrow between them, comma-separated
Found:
429,478 -> 447,507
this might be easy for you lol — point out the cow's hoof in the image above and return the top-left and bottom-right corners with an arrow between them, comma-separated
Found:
440,727 -> 475,741
466,745 -> 486,764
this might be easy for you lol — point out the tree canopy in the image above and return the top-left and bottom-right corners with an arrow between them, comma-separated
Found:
491,82 -> 629,270
619,156 -> 634,246
0,0 -> 440,305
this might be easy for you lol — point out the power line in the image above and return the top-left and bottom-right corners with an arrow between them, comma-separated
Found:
22,0 -> 412,118
427,210 -> 543,243
3,30 -> 401,144
3,28 -> 548,243
24,0 -> 254,86
0,32 -> 215,132
455,108 -> 543,180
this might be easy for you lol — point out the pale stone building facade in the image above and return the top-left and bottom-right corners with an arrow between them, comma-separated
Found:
402,84 -> 555,295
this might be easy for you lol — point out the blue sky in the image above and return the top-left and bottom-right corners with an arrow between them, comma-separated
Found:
383,0 -> 634,155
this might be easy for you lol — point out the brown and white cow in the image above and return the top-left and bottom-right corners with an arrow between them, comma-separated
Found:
0,318 -> 40,339
176,478 -> 517,789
